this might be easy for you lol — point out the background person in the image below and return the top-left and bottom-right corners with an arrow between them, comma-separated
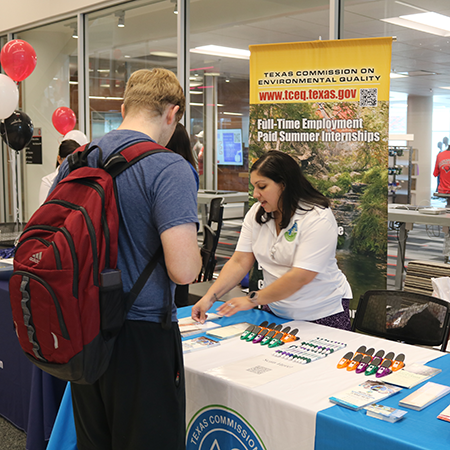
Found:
166,122 -> 199,189
52,68 -> 201,450
434,141 -> 450,194
166,122 -> 199,307
192,150 -> 352,330
38,139 -> 80,205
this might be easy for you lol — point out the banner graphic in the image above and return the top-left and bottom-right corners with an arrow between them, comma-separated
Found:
249,37 -> 392,305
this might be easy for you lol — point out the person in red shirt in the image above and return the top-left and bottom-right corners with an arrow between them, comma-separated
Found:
434,145 -> 450,194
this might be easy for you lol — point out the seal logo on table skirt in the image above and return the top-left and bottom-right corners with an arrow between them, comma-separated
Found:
186,405 -> 266,450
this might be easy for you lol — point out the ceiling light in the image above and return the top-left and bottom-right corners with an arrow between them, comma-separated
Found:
390,72 -> 408,78
115,10 -> 125,28
89,96 -> 123,100
150,51 -> 178,58
382,12 -> 450,37
439,86 -> 450,90
223,112 -> 243,116
190,45 -> 250,60
69,22 -> 78,39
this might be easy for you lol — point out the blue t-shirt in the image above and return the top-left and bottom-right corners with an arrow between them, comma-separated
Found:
52,129 -> 199,322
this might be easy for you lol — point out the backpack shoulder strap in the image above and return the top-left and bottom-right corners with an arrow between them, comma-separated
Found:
67,143 -> 104,172
104,140 -> 172,178
105,140 -> 174,329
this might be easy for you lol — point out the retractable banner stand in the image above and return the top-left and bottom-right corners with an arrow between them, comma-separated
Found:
249,37 -> 393,309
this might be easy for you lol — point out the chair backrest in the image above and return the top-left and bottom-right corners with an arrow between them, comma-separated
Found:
404,260 -> 450,296
197,197 -> 224,282
208,197 -> 224,233
352,289 -> 450,351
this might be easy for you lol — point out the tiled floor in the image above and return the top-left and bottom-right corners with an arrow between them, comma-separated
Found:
0,416 -> 26,450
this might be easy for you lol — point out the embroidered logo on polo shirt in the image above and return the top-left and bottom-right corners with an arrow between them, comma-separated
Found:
284,223 -> 297,242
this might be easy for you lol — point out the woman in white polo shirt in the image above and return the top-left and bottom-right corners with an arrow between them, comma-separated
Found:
192,150 -> 352,330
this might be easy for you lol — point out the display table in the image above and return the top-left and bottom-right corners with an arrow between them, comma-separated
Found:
388,207 -> 450,289
0,280 -> 67,450
48,305 -> 447,450
316,353 -> 450,450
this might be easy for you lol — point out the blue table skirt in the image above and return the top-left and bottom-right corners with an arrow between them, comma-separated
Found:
315,353 -> 450,450
48,304 -> 284,450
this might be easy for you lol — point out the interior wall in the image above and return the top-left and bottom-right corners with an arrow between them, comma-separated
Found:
0,0 -> 110,33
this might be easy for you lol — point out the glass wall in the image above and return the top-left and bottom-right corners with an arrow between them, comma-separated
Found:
17,19 -> 79,218
86,1 -> 178,139
189,0 -> 330,191
5,0 -> 450,217
343,0 -> 450,205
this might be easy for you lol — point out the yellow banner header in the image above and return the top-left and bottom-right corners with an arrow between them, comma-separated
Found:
250,37 -> 392,104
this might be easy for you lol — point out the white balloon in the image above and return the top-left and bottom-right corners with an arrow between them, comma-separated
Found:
62,129 -> 89,146
0,74 -> 18,120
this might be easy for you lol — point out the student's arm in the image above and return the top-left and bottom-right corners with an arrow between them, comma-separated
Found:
191,250 -> 255,323
161,222 -> 202,285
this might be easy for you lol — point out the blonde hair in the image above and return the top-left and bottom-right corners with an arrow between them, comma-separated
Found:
123,68 -> 185,121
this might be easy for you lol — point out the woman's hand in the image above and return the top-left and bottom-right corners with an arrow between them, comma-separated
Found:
191,296 -> 215,323
216,296 -> 255,317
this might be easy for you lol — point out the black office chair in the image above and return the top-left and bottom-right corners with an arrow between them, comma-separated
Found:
197,197 -> 224,283
352,290 -> 450,352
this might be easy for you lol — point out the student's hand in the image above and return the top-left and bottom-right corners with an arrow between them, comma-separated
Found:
191,296 -> 215,323
216,296 -> 255,317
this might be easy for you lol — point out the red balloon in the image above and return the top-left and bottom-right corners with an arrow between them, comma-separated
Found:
52,107 -> 77,135
1,39 -> 37,82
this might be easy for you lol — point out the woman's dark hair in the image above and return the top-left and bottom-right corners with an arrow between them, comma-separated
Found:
57,139 -> 80,167
166,123 -> 197,169
250,150 -> 330,229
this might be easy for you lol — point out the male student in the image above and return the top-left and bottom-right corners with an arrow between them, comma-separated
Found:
52,68 -> 201,450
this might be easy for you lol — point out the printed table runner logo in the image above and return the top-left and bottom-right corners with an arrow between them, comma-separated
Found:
186,405 -> 266,450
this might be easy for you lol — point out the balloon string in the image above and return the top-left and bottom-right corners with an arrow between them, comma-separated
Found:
14,150 -> 20,232
2,122 -> 21,232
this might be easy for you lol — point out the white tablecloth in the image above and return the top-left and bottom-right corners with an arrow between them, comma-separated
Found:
185,319 -> 443,450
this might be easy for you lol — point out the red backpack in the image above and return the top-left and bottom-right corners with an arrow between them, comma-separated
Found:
9,141 -> 170,384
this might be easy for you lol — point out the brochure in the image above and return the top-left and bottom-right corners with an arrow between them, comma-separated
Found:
206,322 -> 253,340
437,404 -> 450,422
329,380 -> 402,411
182,336 -> 220,353
178,314 -> 222,338
399,382 -> 450,411
383,363 -> 442,389
365,403 -> 407,423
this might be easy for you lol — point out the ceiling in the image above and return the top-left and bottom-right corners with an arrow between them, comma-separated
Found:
26,0 -> 450,99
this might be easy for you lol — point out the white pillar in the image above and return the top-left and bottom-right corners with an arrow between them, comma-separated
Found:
407,95 -> 432,205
